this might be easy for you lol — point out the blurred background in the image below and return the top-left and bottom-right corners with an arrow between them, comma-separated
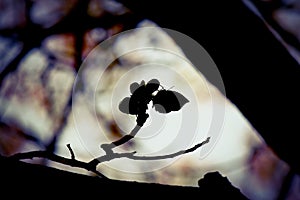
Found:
0,0 -> 300,199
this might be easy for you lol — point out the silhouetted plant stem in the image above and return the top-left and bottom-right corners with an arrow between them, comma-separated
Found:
100,124 -> 141,154
128,137 -> 210,160
8,137 -> 210,178
9,146 -> 108,178
89,137 -> 210,169
67,144 -> 75,160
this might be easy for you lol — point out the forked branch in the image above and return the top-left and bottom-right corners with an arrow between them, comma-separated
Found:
9,137 -> 210,177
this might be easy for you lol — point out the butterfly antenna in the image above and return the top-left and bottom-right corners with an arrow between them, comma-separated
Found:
168,86 -> 175,90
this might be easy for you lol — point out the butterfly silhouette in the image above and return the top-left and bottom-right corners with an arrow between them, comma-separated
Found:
119,79 -> 189,126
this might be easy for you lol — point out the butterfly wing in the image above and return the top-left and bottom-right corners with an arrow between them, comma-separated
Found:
152,90 -> 189,113
172,90 -> 189,109
119,97 -> 131,114
130,82 -> 140,94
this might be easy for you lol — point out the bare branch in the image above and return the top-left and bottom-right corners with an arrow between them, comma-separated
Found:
100,124 -> 141,154
9,151 -> 108,179
8,137 -> 210,179
128,137 -> 210,160
66,144 -> 75,159
89,137 -> 210,167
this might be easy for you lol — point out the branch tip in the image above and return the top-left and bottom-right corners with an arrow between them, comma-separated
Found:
66,144 -> 75,160
206,137 -> 210,142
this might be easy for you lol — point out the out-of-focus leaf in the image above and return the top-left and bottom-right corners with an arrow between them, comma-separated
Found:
42,34 -> 76,65
0,37 -> 23,74
0,0 -> 26,29
30,0 -> 77,28
88,0 -> 128,17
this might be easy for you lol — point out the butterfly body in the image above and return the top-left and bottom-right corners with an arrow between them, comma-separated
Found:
128,79 -> 160,115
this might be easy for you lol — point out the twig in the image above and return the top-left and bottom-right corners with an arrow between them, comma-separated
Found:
8,137 -> 210,178
100,124 -> 141,154
9,150 -> 108,179
127,137 -> 210,160
67,144 -> 75,160
89,137 -> 210,168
